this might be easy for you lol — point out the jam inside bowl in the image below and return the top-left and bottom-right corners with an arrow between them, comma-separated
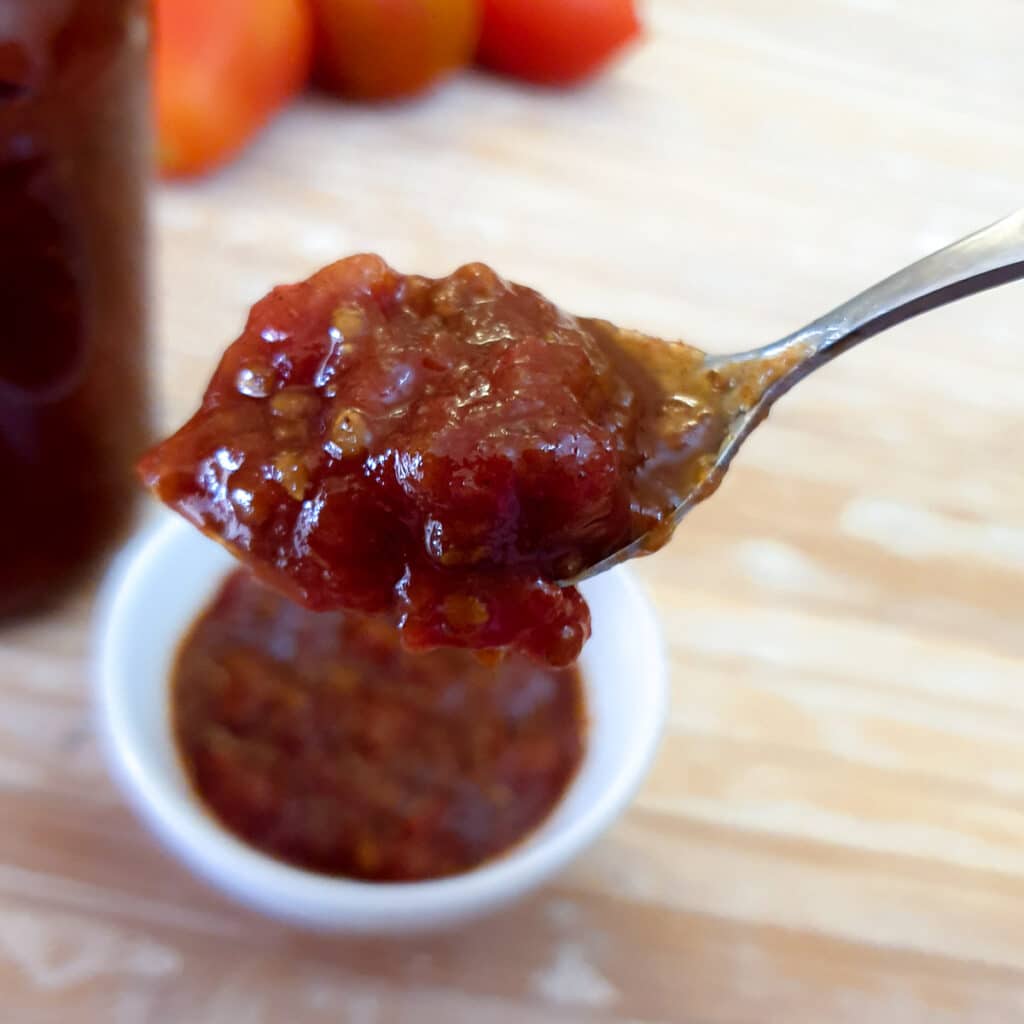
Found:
94,515 -> 668,933
172,567 -> 589,883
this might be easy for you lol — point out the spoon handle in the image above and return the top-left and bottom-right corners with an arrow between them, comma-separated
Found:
753,207 -> 1024,375
568,210 -> 1024,585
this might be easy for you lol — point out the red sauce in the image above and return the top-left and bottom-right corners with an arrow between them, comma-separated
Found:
0,1 -> 150,616
141,257 -> 727,664
172,569 -> 586,881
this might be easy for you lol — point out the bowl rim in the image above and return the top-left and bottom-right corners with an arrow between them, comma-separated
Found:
94,516 -> 669,933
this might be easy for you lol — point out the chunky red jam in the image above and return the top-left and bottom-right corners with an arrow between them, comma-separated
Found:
173,570 -> 586,881
141,257 -> 726,664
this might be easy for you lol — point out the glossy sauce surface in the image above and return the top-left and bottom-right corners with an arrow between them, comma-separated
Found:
141,257 -> 729,664
173,570 -> 586,881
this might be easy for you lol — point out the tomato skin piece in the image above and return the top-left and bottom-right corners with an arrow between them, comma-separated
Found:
476,0 -> 641,86
155,0 -> 313,178
311,0 -> 482,101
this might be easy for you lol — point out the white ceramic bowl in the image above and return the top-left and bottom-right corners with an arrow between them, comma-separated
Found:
94,514 -> 668,933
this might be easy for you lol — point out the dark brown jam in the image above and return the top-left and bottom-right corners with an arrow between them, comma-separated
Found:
140,257 -> 727,665
172,570 -> 586,882
0,0 -> 150,616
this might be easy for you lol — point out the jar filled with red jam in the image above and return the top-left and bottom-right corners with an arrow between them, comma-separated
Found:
0,1 -> 150,616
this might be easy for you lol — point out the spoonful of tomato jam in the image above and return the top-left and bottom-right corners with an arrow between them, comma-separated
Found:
140,210 -> 1024,666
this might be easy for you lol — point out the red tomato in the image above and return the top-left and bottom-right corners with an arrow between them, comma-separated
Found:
155,0 -> 313,177
477,0 -> 641,86
311,0 -> 481,101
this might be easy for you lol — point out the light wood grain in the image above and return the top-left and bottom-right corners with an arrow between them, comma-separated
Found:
2,1 -> 1024,1020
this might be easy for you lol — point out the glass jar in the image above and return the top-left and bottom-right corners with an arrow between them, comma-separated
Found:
0,0 -> 150,616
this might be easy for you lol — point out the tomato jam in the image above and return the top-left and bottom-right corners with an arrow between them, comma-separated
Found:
142,258 -> 730,664
0,1 -> 150,616
173,569 -> 586,881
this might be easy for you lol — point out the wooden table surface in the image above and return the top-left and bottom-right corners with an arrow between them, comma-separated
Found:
3,2 -> 1024,1020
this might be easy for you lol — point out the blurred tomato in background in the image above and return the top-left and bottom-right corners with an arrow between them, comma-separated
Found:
477,0 -> 641,85
155,0 -> 313,177
154,0 -> 642,178
311,0 -> 481,100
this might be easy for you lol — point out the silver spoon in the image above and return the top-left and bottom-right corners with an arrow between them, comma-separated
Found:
570,208 -> 1024,584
